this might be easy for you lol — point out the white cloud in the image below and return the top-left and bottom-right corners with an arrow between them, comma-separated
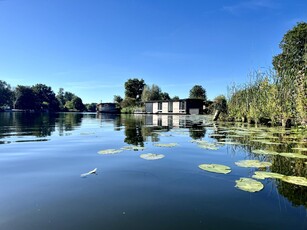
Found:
222,0 -> 277,14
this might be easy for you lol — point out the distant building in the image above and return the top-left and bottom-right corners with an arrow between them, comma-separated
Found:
145,99 -> 203,115
96,103 -> 120,113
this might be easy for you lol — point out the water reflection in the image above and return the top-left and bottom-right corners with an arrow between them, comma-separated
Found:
0,112 -> 306,210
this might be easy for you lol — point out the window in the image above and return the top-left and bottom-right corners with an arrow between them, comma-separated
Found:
168,102 -> 173,112
158,102 -> 162,112
179,101 -> 185,111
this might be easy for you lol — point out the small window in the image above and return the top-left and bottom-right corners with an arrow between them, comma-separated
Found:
158,102 -> 162,111
179,101 -> 185,111
168,102 -> 173,112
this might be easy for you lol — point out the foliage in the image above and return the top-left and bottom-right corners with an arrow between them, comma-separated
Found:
160,92 -> 170,100
189,85 -> 207,101
14,85 -> 39,110
113,95 -> 123,106
85,103 -> 97,112
141,84 -> 162,102
213,95 -> 227,113
172,96 -> 180,100
32,84 -> 59,111
124,78 -> 145,103
0,80 -> 13,108
121,97 -> 136,108
273,22 -> 307,124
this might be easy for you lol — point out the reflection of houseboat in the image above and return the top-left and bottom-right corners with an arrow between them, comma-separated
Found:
96,103 -> 120,113
145,99 -> 203,115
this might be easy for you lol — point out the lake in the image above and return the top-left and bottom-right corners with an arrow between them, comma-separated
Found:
0,112 -> 306,230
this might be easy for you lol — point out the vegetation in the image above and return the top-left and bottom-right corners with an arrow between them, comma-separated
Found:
189,85 -> 207,101
0,81 -> 88,112
227,22 -> 307,127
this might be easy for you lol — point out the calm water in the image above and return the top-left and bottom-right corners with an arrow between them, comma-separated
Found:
0,112 -> 306,230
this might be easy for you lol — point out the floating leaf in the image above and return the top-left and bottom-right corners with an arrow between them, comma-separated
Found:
121,146 -> 145,151
154,143 -> 178,147
252,171 -> 284,180
251,149 -> 279,155
279,152 -> 307,159
218,141 -> 244,145
197,144 -> 219,150
98,149 -> 123,154
281,176 -> 307,187
198,164 -> 231,174
235,160 -> 272,168
292,147 -> 307,151
80,168 -> 97,178
140,153 -> 165,160
235,178 -> 264,192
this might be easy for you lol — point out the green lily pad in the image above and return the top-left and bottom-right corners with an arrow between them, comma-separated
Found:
281,176 -> 307,187
235,178 -> 264,192
217,141 -> 243,145
198,164 -> 231,174
98,149 -> 123,154
140,153 -> 165,160
235,160 -> 272,168
251,149 -> 279,155
292,147 -> 307,151
154,143 -> 178,147
121,146 -> 145,151
252,171 -> 284,180
279,152 -> 307,159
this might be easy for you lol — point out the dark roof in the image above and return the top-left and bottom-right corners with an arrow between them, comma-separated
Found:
145,98 -> 204,103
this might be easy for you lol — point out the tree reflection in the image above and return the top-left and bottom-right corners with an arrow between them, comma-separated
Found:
122,115 -> 144,146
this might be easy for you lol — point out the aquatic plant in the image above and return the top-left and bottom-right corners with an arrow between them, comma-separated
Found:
198,163 -> 231,174
140,153 -> 165,160
235,178 -> 264,192
97,149 -> 123,154
235,160 -> 272,168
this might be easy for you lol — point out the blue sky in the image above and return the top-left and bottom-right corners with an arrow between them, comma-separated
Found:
0,0 -> 306,103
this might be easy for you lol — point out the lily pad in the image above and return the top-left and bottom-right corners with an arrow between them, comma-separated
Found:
235,160 -> 272,168
140,153 -> 165,160
198,164 -> 231,174
217,141 -> 243,145
235,177 -> 264,192
292,147 -> 307,151
98,149 -> 123,154
121,146 -> 145,151
279,152 -> 307,159
281,176 -> 307,187
154,143 -> 178,147
252,171 -> 284,180
251,149 -> 279,155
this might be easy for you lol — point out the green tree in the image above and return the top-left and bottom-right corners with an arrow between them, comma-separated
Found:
189,85 -> 207,101
0,80 -> 13,108
273,22 -> 307,125
56,88 -> 65,111
160,92 -> 170,101
85,103 -> 97,112
14,85 -> 38,110
31,84 -> 59,111
172,96 -> 180,100
71,97 -> 85,111
141,84 -> 162,102
113,95 -> 123,104
124,78 -> 145,103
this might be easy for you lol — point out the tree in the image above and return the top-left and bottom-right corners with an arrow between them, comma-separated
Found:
14,85 -> 38,110
72,97 -> 85,111
56,88 -> 65,110
189,85 -> 207,101
85,103 -> 97,112
32,84 -> 59,111
273,22 -> 307,125
124,78 -> 145,103
113,95 -> 123,104
141,84 -> 162,102
160,92 -> 170,101
0,80 -> 13,108
172,96 -> 180,100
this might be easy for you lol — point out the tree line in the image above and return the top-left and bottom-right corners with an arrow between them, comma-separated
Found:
0,82 -> 97,112
226,22 -> 306,127
113,78 -> 210,113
